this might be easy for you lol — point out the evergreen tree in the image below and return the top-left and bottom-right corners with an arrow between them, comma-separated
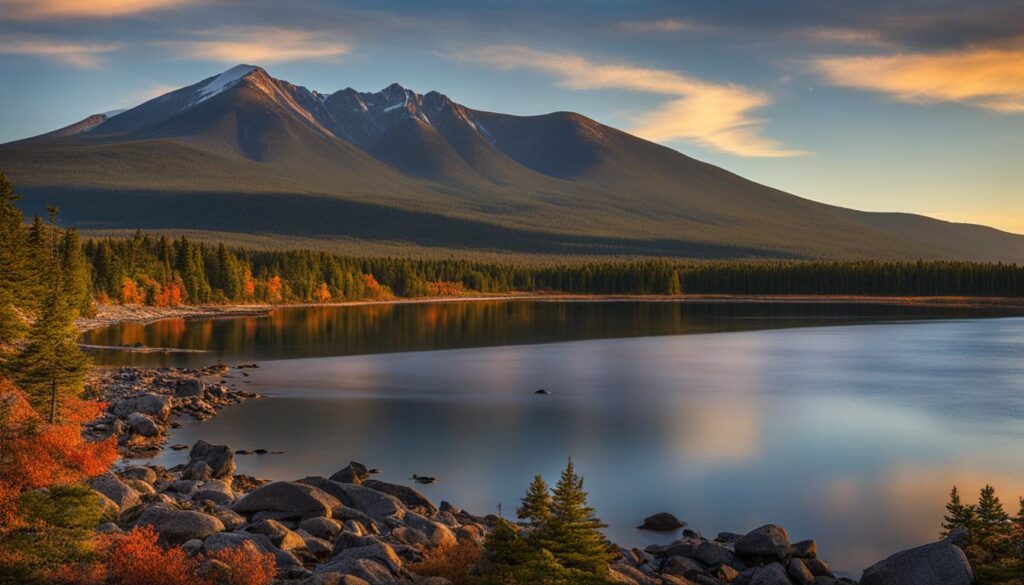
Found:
59,229 -> 93,317
532,458 -> 615,575
8,209 -> 90,423
975,484 -> 1012,556
517,474 -> 552,527
1013,497 -> 1024,560
941,485 -> 977,540
0,173 -> 29,344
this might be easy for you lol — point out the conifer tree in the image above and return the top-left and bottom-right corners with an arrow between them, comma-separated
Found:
1013,497 -> 1024,560
0,173 -> 29,344
60,229 -> 93,317
517,474 -> 552,527
9,208 -> 90,423
975,484 -> 1012,556
942,485 -> 977,540
532,458 -> 615,575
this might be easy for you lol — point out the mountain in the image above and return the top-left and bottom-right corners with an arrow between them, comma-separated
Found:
1,64 -> 1022,261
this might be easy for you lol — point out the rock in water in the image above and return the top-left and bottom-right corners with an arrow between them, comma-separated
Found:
535,388 -> 551,395
185,440 -> 235,480
860,533 -> 974,585
735,524 -> 792,562
637,512 -> 685,531
363,479 -> 437,514
330,462 -> 370,484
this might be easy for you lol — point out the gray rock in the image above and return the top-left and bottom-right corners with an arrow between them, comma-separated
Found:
300,477 -> 404,522
694,541 -> 737,568
403,511 -> 457,548
111,394 -> 171,421
788,558 -> 816,585
638,512 -> 685,531
121,466 -> 157,484
186,440 -> 235,480
321,541 -> 402,573
169,479 -> 204,495
233,481 -> 341,521
298,530 -> 333,556
735,524 -> 792,562
662,555 -> 706,579
330,462 -> 370,485
300,516 -> 343,540
860,534 -> 974,585
741,563 -> 792,585
212,508 -> 247,531
90,474 -> 140,511
246,518 -> 307,551
182,538 -> 204,556
96,522 -> 121,534
316,558 -> 398,585
175,378 -> 205,398
300,573 -> 371,585
135,507 -> 225,545
194,479 -> 235,505
361,480 -> 437,514
793,539 -> 818,559
127,412 -> 159,437
182,461 -> 213,481
203,530 -> 275,553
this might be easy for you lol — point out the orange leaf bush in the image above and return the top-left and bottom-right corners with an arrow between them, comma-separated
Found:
408,540 -> 482,585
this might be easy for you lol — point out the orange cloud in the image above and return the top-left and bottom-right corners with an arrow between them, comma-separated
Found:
618,18 -> 711,33
813,41 -> 1024,112
1,0 -> 200,19
466,46 -> 807,158
159,27 -> 350,64
0,36 -> 118,68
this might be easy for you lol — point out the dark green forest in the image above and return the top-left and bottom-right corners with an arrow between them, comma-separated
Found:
80,230 -> 1024,305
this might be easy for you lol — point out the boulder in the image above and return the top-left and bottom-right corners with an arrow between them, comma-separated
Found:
175,378 -> 205,398
793,539 -> 817,559
860,534 -> 974,585
330,462 -> 370,485
186,440 -> 235,480
135,507 -> 225,545
111,394 -> 171,421
638,512 -> 685,531
403,511 -> 457,548
323,541 -> 402,573
694,541 -> 737,568
741,563 -> 792,585
315,558 -> 398,585
203,530 -> 275,553
88,489 -> 122,523
90,474 -> 141,511
300,516 -> 343,540
661,555 -> 706,579
127,412 -> 159,437
362,480 -> 437,514
120,466 -> 158,485
300,477 -> 404,522
194,479 -> 235,505
124,478 -> 156,496
735,524 -> 792,562
299,573 -> 371,585
246,519 -> 307,551
788,558 -> 815,585
233,481 -> 340,521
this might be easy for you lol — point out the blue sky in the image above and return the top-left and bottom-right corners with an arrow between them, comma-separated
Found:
1,0 -> 1022,233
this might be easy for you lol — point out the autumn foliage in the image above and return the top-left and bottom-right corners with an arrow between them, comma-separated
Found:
0,380 -> 116,531
408,540 -> 483,585
55,527 -> 276,585
362,273 -> 395,301
426,280 -> 468,297
314,282 -> 331,303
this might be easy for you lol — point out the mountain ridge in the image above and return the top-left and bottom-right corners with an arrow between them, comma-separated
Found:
1,64 -> 1022,262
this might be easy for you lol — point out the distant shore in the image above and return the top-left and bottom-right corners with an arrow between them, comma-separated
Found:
77,293 -> 1024,332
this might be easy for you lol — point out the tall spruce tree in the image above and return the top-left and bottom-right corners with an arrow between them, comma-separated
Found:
1013,497 -> 1024,560
60,229 -> 93,317
9,209 -> 90,422
532,458 -> 616,576
975,484 -> 1012,556
942,485 -> 977,540
0,173 -> 29,345
517,474 -> 553,527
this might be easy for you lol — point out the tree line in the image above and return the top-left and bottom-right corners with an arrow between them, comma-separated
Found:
942,484 -> 1024,583
82,233 -> 1024,306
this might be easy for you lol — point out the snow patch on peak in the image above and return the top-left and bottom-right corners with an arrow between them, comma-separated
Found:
194,64 -> 258,104
100,109 -> 126,118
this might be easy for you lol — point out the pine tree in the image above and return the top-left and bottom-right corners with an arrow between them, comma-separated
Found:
942,485 -> 977,540
1013,497 -> 1024,560
8,209 -> 90,423
532,458 -> 615,575
517,474 -> 552,527
975,484 -> 1012,556
60,229 -> 93,317
0,173 -> 29,344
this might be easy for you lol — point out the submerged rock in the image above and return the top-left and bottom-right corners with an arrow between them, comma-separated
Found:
637,512 -> 685,531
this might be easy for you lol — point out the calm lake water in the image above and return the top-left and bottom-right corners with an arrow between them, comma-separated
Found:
83,301 -> 1024,575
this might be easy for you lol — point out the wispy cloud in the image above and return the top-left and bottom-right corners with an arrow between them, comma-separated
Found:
0,35 -> 118,68
463,46 -> 806,158
1,0 -> 200,19
813,40 -> 1024,112
618,18 -> 711,34
797,27 -> 895,48
157,27 -> 350,64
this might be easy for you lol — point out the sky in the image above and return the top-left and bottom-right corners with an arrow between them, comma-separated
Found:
0,0 -> 1022,233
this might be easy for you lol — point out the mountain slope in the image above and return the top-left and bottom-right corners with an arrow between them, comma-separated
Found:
1,64 -> 1021,262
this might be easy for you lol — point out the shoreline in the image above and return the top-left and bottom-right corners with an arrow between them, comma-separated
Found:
77,293 -> 1024,332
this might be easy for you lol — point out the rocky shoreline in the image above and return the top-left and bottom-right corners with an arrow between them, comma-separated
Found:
83,366 -> 975,585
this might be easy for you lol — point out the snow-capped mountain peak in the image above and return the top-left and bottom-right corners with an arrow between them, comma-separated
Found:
194,64 -> 259,105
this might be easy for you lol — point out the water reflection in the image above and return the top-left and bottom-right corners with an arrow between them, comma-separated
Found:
81,300 -> 1011,367
97,313 -> 1024,576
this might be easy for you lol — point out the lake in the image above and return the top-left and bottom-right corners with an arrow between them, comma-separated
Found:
82,300 -> 1024,575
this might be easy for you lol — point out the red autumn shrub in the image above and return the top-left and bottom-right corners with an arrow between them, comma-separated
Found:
408,540 -> 483,585
100,526 -> 198,585
205,542 -> 276,585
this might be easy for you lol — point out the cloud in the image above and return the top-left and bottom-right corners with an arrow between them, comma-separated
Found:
464,46 -> 807,158
813,41 -> 1024,112
618,18 -> 711,33
158,27 -> 350,64
0,36 -> 118,68
1,0 -> 200,19
797,27 -> 895,48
